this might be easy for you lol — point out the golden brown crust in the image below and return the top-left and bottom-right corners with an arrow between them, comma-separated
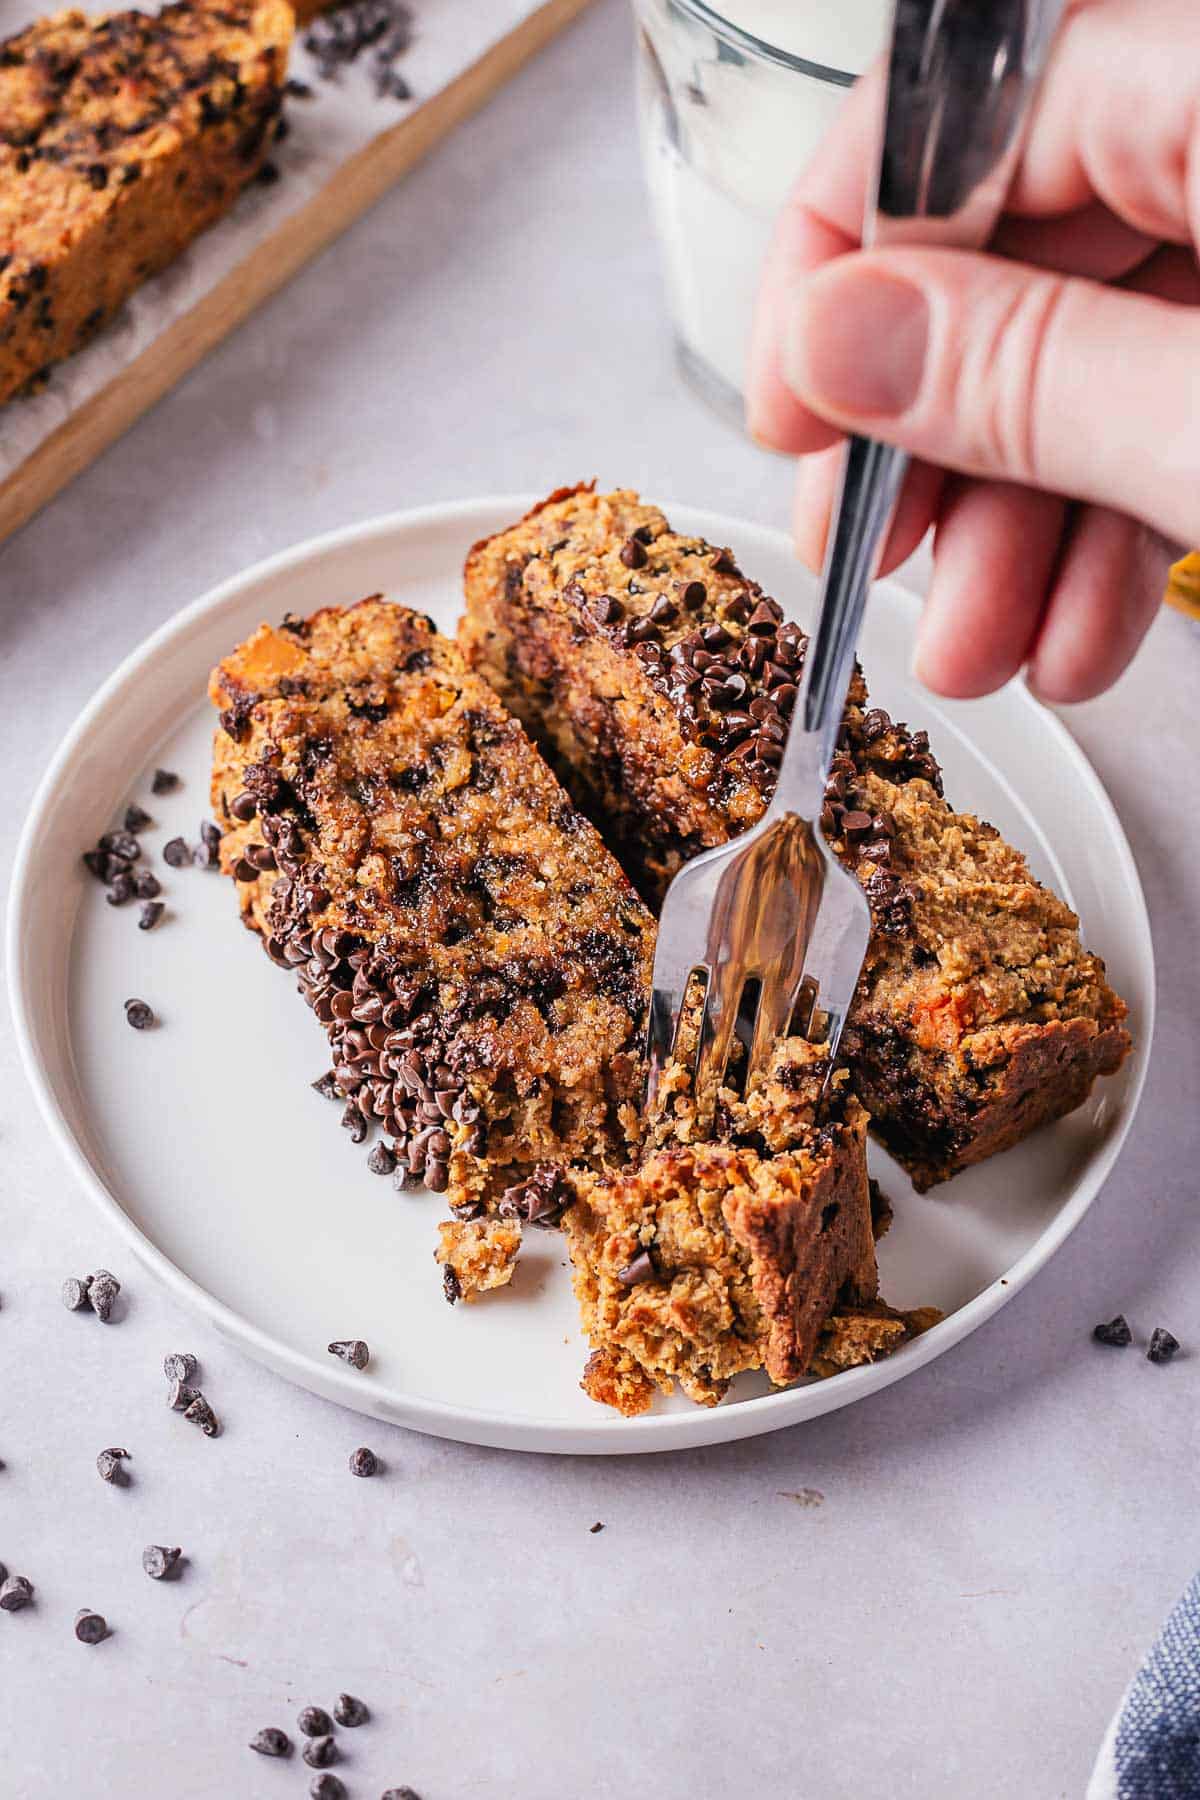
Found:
460,486 -> 1132,1190
0,1 -> 292,404
208,597 -> 656,1213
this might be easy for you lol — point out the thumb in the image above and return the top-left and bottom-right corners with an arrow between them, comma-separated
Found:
781,248 -> 1200,551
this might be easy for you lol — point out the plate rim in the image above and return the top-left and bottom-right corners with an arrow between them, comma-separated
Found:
7,495 -> 1156,1454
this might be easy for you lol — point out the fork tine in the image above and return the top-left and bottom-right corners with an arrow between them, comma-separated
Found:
691,954 -> 744,1130
744,965 -> 798,1094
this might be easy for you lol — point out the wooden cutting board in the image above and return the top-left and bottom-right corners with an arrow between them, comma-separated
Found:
0,0 -> 595,548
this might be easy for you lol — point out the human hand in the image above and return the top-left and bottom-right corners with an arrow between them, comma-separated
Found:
746,0 -> 1200,702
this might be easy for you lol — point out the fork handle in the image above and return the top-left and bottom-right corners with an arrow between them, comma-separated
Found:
796,434 -> 909,777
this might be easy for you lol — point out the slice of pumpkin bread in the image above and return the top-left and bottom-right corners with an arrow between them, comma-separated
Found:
0,0 -> 292,403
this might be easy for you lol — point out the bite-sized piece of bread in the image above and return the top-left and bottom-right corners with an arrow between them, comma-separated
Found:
0,1 -> 291,404
565,1041 -> 894,1415
436,1218 -> 522,1303
461,485 -> 1132,1191
209,597 -> 656,1216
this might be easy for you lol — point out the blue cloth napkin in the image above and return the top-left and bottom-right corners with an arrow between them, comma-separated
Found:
1089,1573 -> 1200,1798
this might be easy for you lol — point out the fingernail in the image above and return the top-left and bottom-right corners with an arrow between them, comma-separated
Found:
783,264 -> 928,418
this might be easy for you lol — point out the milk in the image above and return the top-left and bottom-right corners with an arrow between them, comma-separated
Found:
635,0 -> 891,412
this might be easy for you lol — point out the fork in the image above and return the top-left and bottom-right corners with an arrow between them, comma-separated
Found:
646,0 -> 1067,1121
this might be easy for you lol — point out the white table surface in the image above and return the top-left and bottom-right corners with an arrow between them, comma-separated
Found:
2,5 -> 1198,1796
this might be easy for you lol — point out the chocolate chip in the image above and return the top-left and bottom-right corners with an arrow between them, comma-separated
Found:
167,1379 -> 198,1412
229,791 -> 257,822
309,1778 -> 346,1800
367,1142 -> 396,1176
1093,1315 -> 1132,1347
232,858 -> 257,883
443,1266 -> 462,1304
649,594 -> 678,626
82,849 -> 108,881
746,599 -> 783,634
617,1249 -> 657,1286
74,1608 -> 108,1643
841,810 -> 873,843
163,837 -> 190,867
88,1271 -> 120,1320
1148,1328 -> 1181,1364
285,76 -> 314,97
163,1352 -> 197,1383
100,831 -> 141,862
328,1339 -> 370,1370
303,1736 -> 338,1769
62,1276 -> 91,1311
250,1728 -> 292,1758
142,1544 -> 182,1580
424,1158 -> 449,1192
0,1576 -> 34,1612
620,536 -> 648,569
700,622 -> 732,650
589,594 -> 623,626
710,547 -> 738,575
192,839 -> 219,870
341,1103 -> 368,1145
680,580 -> 707,610
151,769 -> 179,794
106,873 -> 135,906
244,843 -> 277,871
349,1446 -> 379,1477
297,1707 -> 334,1738
380,1790 -> 422,1800
138,900 -> 165,930
96,1447 -> 130,1485
134,869 -> 161,899
123,804 -> 152,834
624,615 -> 658,646
333,1693 -> 369,1728
183,1394 -> 220,1436
589,1521 -> 605,1534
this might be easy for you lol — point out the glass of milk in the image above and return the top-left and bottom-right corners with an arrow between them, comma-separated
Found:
633,0 -> 890,423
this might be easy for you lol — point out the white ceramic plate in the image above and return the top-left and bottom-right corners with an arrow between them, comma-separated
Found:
8,499 -> 1154,1453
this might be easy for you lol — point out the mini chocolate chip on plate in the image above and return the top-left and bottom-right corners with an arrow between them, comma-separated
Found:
150,768 -> 179,794
1093,1314 -> 1132,1347
0,1575 -> 34,1611
163,1351 -> 198,1383
1148,1328 -> 1181,1365
100,830 -> 141,862
162,837 -> 190,868
106,871 -> 135,906
303,1735 -> 338,1769
328,1339 -> 370,1370
62,1275 -> 91,1311
167,1378 -> 198,1411
367,1141 -> 397,1176
88,1270 -> 121,1320
192,838 -> 219,870
589,1521 -> 605,1534
138,900 -> 165,931
96,1447 -> 130,1485
74,1608 -> 108,1644
297,1706 -> 334,1738
123,803 -> 152,834
349,1446 -> 379,1478
249,1728 -> 292,1758
183,1394 -> 220,1436
134,869 -> 161,899
142,1544 -> 182,1580
310,1777 -> 346,1800
124,998 -> 155,1031
381,1789 -> 422,1800
333,1693 -> 369,1728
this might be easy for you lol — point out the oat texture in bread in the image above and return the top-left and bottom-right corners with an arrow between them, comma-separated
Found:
436,1217 -> 522,1303
209,597 -> 656,1217
0,0 -> 292,405
565,1037 -> 933,1415
461,485 -> 1132,1191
